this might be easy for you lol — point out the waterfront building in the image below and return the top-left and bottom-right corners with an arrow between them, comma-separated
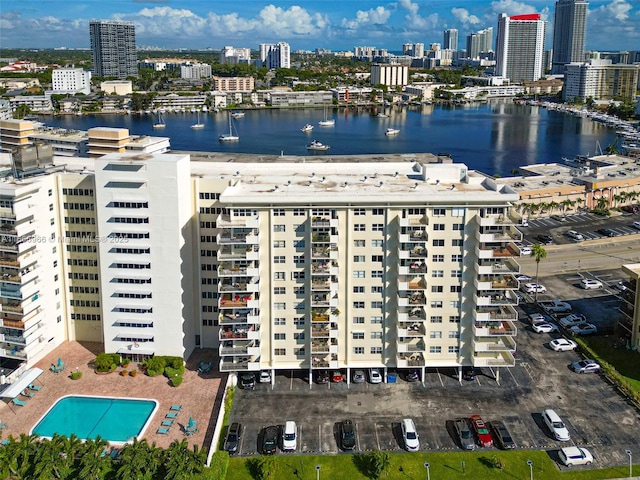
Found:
51,68 -> 91,95
260,42 -> 290,70
268,91 -> 333,107
151,94 -> 206,111
354,47 -> 388,61
564,59 -> 640,102
220,46 -> 252,65
181,63 -> 212,80
0,119 -> 34,152
444,29 -> 458,51
370,64 -> 409,88
212,76 -> 255,93
551,0 -> 588,74
496,13 -> 546,83
100,80 -> 132,96
8,93 -> 53,113
89,21 -> 137,79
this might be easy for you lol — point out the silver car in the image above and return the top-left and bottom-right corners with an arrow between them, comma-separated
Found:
570,359 -> 601,374
454,418 -> 475,450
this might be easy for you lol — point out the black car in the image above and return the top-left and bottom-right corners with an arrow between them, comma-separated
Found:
598,228 -> 616,237
316,370 -> 330,384
489,421 -> 515,449
260,426 -> 279,455
462,367 -> 477,381
405,370 -> 419,382
223,422 -> 242,454
240,373 -> 255,390
536,234 -> 553,244
339,420 -> 356,451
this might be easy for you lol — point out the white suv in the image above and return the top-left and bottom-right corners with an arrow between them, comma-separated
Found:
401,418 -> 420,451
580,279 -> 603,290
282,421 -> 297,452
542,409 -> 570,441
566,230 -> 584,241
559,446 -> 593,466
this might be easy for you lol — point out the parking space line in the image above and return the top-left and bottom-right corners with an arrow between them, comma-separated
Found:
506,366 -> 520,386
299,425 -> 302,452
290,370 -> 294,390
374,423 -> 381,451
436,369 -> 444,387
239,424 -> 246,454
355,422 -> 361,452
318,424 -> 322,452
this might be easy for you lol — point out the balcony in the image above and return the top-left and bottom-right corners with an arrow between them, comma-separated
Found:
311,277 -> 338,291
398,323 -> 426,337
0,346 -> 28,360
218,278 -> 260,293
311,233 -> 339,244
311,245 -> 338,260
473,336 -> 516,352
399,229 -> 428,243
219,310 -> 260,325
397,338 -> 425,353
473,351 -> 515,367
0,288 -> 22,300
216,213 -> 259,228
0,257 -> 19,268
476,244 -> 519,259
473,320 -> 517,337
397,353 -> 425,367
311,217 -> 338,228
216,230 -> 259,245
476,227 -> 522,244
311,339 -> 338,354
218,263 -> 259,277
220,340 -> 260,356
219,326 -> 259,341
217,245 -> 259,261
311,261 -> 338,275
400,245 -> 427,259
477,212 -> 512,227
474,290 -> 519,307
399,216 -> 428,227
311,353 -> 338,369
398,291 -> 427,307
475,276 -> 519,291
398,306 -> 426,322
219,358 -> 260,372
477,258 -> 520,275
474,305 -> 518,321
399,261 -> 427,275
219,294 -> 254,309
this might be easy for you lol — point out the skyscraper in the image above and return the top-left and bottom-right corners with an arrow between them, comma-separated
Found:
496,13 -> 546,82
551,0 -> 588,74
466,27 -> 493,59
89,21 -> 137,79
259,42 -> 290,70
443,29 -> 458,51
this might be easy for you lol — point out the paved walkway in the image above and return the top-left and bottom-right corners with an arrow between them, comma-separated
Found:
0,341 -> 226,450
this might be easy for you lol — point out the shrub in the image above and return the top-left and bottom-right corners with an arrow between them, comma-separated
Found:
145,357 -> 166,376
120,369 -> 128,377
170,375 -> 183,387
209,451 -> 229,479
165,356 -> 185,372
70,371 -> 82,380
492,455 -> 506,470
121,358 -> 131,367
94,353 -> 115,372
129,369 -> 137,377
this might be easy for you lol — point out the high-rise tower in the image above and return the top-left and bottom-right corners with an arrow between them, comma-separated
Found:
496,13 -> 546,82
443,29 -> 458,51
89,21 -> 137,79
551,0 -> 588,74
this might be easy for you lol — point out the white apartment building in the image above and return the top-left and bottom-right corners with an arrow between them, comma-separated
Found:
51,68 -> 92,95
220,46 -> 252,65
181,63 -> 212,80
260,42 -> 290,70
370,64 -> 409,87
564,59 -> 640,102
0,152 -> 522,386
496,13 -> 546,83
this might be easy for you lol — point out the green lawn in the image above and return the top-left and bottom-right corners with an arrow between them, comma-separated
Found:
581,336 -> 640,393
226,451 -> 639,480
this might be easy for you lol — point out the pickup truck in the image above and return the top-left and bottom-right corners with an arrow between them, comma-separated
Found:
539,300 -> 572,313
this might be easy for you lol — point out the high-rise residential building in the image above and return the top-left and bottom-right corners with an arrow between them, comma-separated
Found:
89,21 -> 137,79
180,63 -> 212,80
370,64 -> 409,87
466,28 -> 493,59
564,59 -> 640,102
259,42 -> 290,70
402,43 -> 425,58
52,68 -> 92,95
551,0 -> 588,74
220,46 -> 252,65
496,13 -> 546,82
444,29 -> 458,51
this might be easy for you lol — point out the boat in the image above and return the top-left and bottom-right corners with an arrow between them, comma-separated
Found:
231,111 -> 245,119
219,113 -> 239,142
385,128 -> 400,136
306,140 -> 330,151
301,124 -> 314,133
152,111 -> 166,129
191,111 -> 205,129
376,113 -> 389,118
318,105 -> 335,127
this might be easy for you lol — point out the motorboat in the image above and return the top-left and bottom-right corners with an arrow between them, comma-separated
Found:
306,140 -> 330,151
231,111 -> 245,119
301,124 -> 314,132
219,113 -> 239,142
376,113 -> 389,118
385,128 -> 400,136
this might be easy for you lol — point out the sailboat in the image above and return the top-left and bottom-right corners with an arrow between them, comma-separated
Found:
191,111 -> 205,129
219,113 -> 239,142
318,105 -> 335,127
152,111 -> 166,129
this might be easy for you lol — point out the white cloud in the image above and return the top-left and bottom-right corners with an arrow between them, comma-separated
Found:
397,0 -> 439,31
341,6 -> 391,30
596,0 -> 632,21
451,7 -> 480,25
489,0 -> 538,16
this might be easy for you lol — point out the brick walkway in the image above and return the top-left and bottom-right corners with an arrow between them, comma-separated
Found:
0,341 -> 226,450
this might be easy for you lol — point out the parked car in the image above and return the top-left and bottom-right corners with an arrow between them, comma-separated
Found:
470,414 -> 493,447
515,274 -> 532,282
570,359 -> 601,374
352,370 -> 365,384
401,418 -> 420,451
454,418 -> 476,450
405,369 -> 419,382
549,338 -> 578,351
541,409 -> 570,441
598,228 -> 616,237
551,214 -> 567,222
316,370 -> 330,384
223,422 -> 242,454
369,368 -> 383,384
462,367 -> 477,381
621,204 -> 638,214
633,221 -> 640,230
522,283 -> 547,294
260,426 -> 280,454
570,323 -> 597,335
259,370 -> 272,383
339,420 -> 356,451
559,446 -> 594,466
240,373 -> 255,390
580,279 -> 603,290
282,421 -> 297,452
332,371 -> 344,383
489,421 -> 515,449
566,230 -> 584,241
537,234 -> 554,244
528,313 -> 551,325
559,314 -> 587,328
532,322 -> 559,333
519,245 -> 532,256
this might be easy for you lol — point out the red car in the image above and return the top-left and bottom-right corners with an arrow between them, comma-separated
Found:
332,371 -> 344,383
470,415 -> 493,447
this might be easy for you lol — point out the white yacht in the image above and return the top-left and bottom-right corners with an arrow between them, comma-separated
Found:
306,140 -> 330,151
191,111 -> 205,129
376,113 -> 389,118
231,111 -> 245,119
219,113 -> 239,142
152,111 -> 166,129
318,105 -> 335,127
301,124 -> 314,132
385,128 -> 400,136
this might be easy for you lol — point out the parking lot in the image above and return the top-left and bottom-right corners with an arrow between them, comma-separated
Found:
227,269 -> 640,470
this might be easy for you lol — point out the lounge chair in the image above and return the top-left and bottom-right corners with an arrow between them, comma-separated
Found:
198,362 -> 212,373
161,420 -> 174,427
28,384 -> 42,391
50,364 -> 59,374
20,390 -> 35,398
157,427 -> 171,434
0,420 -> 7,430
184,426 -> 198,436
12,398 -> 26,407
109,449 -> 121,460
170,405 -> 182,411
165,412 -> 178,419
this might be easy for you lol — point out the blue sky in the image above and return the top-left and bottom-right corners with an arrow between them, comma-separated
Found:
1,0 -> 638,51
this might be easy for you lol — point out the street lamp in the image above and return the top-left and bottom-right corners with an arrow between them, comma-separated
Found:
316,464 -> 321,480
527,459 -> 533,480
424,462 -> 430,480
626,450 -> 632,478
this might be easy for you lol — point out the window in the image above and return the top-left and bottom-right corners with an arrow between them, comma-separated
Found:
354,208 -> 365,216
274,333 -> 286,340
294,239 -> 305,248
371,301 -> 383,308
372,224 -> 384,232
432,239 -> 444,247
273,287 -> 286,295
295,347 -> 306,356
452,239 -> 463,247
353,271 -> 365,278
429,346 -> 442,354
293,208 -> 305,216
294,286 -> 305,295
274,302 -> 286,310
273,208 -> 285,216
370,331 -> 382,339
275,348 -> 286,355
273,224 -> 286,232
274,256 -> 285,264
432,255 -> 444,262
448,346 -> 460,353
354,255 -> 365,262
431,285 -> 443,293
452,207 -> 464,217
352,332 -> 365,340
274,318 -> 286,326
372,239 -> 384,247
451,254 -> 463,262
450,300 -> 461,308
430,316 -> 443,323
354,224 -> 365,231
453,223 -> 464,231
449,331 -> 460,338
273,240 -> 285,248
451,270 -> 462,278
371,270 -> 383,278
371,255 -> 383,262
353,316 -> 365,324
294,317 -> 305,326
449,315 -> 460,323
294,332 -> 305,340
431,301 -> 443,308
274,272 -> 285,281
370,347 -> 383,354
353,286 -> 365,293
353,347 -> 365,354
450,285 -> 461,293
371,286 -> 383,294
430,331 -> 442,339
433,208 -> 446,216
433,223 -> 445,231
371,316 -> 383,324
294,255 -> 305,264
372,208 -> 384,216
292,271 -> 305,279
354,240 -> 366,247
353,301 -> 365,309
432,270 -> 443,278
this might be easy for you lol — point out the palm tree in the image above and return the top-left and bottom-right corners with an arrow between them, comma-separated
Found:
116,438 -> 162,480
162,439 -> 205,480
561,199 -> 575,215
531,243 -> 547,303
596,196 -> 609,212
77,437 -> 111,480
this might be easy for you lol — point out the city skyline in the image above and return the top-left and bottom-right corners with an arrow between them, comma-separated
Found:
0,0 -> 638,52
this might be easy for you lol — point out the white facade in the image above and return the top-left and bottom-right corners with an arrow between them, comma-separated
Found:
100,81 -> 132,96
564,60 -> 640,102
260,42 -> 290,70
370,64 -> 409,87
444,29 -> 458,51
52,68 -> 92,95
496,13 -> 546,82
220,46 -> 252,65
181,63 -> 212,80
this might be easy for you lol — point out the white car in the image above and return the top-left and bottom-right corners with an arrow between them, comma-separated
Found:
519,246 -> 532,256
515,274 -> 532,282
549,339 -> 577,351
566,230 -> 584,241
559,314 -> 587,328
570,323 -> 597,335
282,421 -> 297,452
528,313 -> 551,325
633,221 -> 640,230
580,279 -> 603,290
559,446 -> 593,466
369,368 -> 383,384
401,418 -> 420,451
542,409 -> 570,441
522,283 -> 546,294
532,322 -> 559,333
259,370 -> 272,383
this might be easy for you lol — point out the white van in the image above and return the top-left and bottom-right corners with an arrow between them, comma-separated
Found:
282,421 -> 297,452
542,409 -> 570,441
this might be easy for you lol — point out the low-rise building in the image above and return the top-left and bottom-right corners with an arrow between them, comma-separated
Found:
100,81 -> 133,96
52,68 -> 92,95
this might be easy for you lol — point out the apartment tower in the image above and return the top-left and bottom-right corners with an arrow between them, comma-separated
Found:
443,29 -> 458,52
89,20 -> 137,79
496,13 -> 546,82
551,0 -> 588,74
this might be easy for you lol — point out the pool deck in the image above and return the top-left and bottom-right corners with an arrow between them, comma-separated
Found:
0,341 -> 226,450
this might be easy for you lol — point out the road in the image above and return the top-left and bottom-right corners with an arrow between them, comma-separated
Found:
517,236 -> 640,277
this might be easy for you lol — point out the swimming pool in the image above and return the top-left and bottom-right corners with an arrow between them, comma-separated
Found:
31,395 -> 158,443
